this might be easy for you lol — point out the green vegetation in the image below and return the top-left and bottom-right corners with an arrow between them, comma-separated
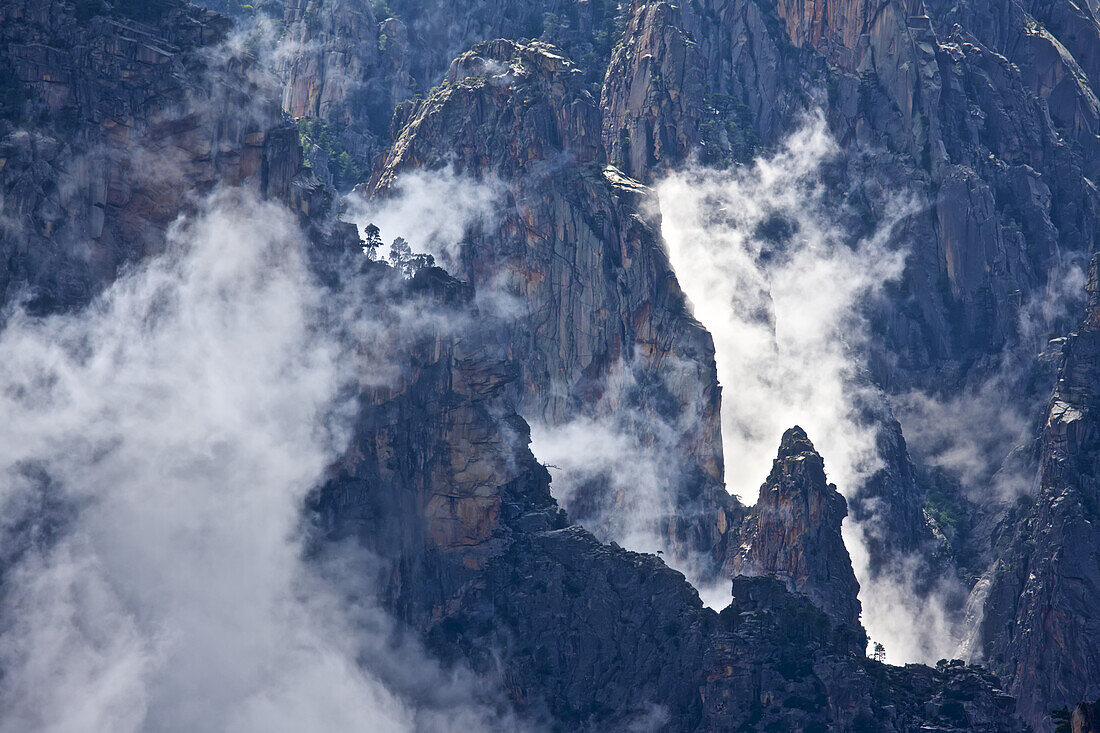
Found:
388,236 -> 435,276
698,94 -> 760,167
370,0 -> 395,19
296,118 -> 367,191
199,0 -> 257,15
923,481 -> 966,539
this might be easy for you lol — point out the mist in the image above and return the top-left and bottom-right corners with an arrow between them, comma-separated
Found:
654,115 -> 966,663
0,189 -> 518,732
347,167 -> 500,267
528,355 -> 707,560
656,116 -> 910,504
894,259 -> 1086,503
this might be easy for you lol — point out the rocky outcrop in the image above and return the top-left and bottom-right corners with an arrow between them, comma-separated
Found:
731,427 -> 865,649
316,261 -> 1026,731
600,6 -> 1100,717
383,0 -> 625,95
0,0 -> 319,312
1071,699 -> 1100,733
277,0 -> 402,188
978,255 -> 1100,730
365,39 -> 739,576
850,415 -> 934,572
274,0 -> 627,189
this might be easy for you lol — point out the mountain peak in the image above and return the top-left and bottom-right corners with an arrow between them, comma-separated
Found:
732,427 -> 865,651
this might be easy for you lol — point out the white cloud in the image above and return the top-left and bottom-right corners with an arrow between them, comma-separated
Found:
656,113 -> 910,503
656,114 -> 967,662
348,167 -> 500,267
0,189 -> 516,732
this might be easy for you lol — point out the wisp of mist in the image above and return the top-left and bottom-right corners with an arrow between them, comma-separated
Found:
0,189 -> 518,733
656,114 -> 964,664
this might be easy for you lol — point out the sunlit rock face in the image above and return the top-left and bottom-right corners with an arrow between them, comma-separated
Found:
0,0 -> 321,313
979,256 -> 1100,728
731,427 -> 866,651
365,39 -> 739,577
601,0 -> 1098,382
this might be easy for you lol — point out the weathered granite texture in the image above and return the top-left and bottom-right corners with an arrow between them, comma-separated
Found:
731,427 -> 866,651
979,255 -> 1100,729
0,0 -> 322,312
365,39 -> 739,577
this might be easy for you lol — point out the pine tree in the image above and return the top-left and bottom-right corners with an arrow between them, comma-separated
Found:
363,224 -> 383,259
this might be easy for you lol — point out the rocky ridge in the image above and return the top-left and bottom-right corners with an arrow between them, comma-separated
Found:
315,260 -> 1026,731
365,39 -> 739,578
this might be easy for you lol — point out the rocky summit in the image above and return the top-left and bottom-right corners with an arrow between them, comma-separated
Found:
0,0 -> 1097,731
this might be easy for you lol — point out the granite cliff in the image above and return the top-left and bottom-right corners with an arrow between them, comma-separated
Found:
364,39 -> 739,578
1,0 -> 1097,730
0,0 -> 331,312
979,256 -> 1100,727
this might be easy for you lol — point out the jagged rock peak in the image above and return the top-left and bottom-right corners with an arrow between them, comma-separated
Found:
775,424 -> 818,461
369,38 -> 604,192
732,426 -> 865,650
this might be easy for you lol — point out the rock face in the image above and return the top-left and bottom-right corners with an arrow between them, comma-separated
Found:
1071,699 -> 1100,733
979,255 -> 1100,729
366,39 -> 739,576
316,263 -> 1026,732
600,4 -> 1100,720
274,0 -> 627,189
0,0 -> 318,312
731,427 -> 865,649
601,0 -> 1098,382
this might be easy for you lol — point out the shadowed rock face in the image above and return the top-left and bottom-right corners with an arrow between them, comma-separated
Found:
316,266 -> 1026,732
0,0 -> 321,313
365,39 -> 739,577
273,0 -> 627,188
979,256 -> 1100,729
1070,699 -> 1100,733
732,427 -> 866,650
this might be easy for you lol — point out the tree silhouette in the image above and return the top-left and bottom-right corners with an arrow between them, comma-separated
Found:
363,224 -> 383,259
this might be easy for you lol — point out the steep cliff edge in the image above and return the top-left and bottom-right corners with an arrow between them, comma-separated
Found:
274,0 -> 627,189
979,255 -> 1100,729
364,39 -> 739,577
731,427 -> 866,650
